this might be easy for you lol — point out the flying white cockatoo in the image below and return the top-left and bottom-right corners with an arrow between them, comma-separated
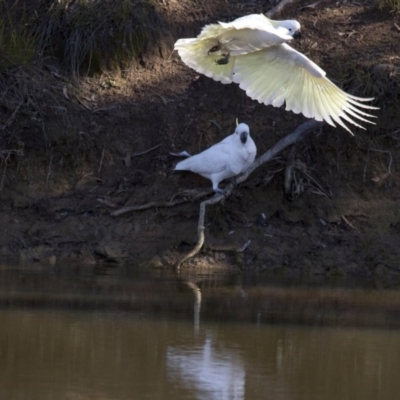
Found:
174,14 -> 378,134
174,123 -> 257,194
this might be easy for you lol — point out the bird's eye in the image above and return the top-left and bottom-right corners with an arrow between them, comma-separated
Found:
289,28 -> 292,31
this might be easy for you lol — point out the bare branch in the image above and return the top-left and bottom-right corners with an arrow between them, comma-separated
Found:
110,188 -> 213,216
238,120 -> 323,183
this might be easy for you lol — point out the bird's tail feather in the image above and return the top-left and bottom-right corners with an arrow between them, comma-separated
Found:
174,157 -> 195,171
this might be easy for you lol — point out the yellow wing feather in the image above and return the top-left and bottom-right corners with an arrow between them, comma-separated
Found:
233,47 -> 377,134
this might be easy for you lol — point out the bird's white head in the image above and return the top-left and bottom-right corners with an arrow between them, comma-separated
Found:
235,123 -> 250,144
278,20 -> 301,39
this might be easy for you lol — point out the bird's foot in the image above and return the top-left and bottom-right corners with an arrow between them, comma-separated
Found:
228,177 -> 238,187
214,187 -> 228,196
215,53 -> 230,65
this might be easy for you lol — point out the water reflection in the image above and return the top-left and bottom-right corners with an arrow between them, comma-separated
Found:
167,334 -> 245,399
1,309 -> 400,400
183,280 -> 202,333
0,263 -> 400,399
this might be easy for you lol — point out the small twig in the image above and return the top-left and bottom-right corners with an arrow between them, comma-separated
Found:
364,146 -> 393,183
98,145 -> 105,174
341,215 -> 359,232
110,189 -> 213,216
336,20 -> 362,25
46,154 -> 53,185
74,94 -> 91,110
299,0 -> 323,10
64,92 -> 89,110
129,144 -> 162,158
380,262 -> 400,273
239,240 -> 251,252
297,167 -> 332,199
1,101 -> 23,130
369,148 -> 392,174
265,0 -> 301,18
92,105 -> 119,113
209,120 -> 222,130
97,198 -> 119,208
155,94 -> 173,106
0,155 -> 7,191
0,150 -> 24,157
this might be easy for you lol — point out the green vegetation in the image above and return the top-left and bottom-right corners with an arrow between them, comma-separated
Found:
375,0 -> 400,13
0,20 -> 37,72
0,0 -> 163,75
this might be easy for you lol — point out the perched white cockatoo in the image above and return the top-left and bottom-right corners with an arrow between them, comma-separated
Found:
174,14 -> 378,134
174,123 -> 257,193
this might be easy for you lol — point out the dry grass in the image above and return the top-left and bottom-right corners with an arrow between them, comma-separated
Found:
34,0 -> 163,76
0,2 -> 37,72
0,0 -> 164,76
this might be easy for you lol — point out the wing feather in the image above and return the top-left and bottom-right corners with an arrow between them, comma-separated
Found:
312,81 -> 336,126
174,38 -> 235,83
232,44 -> 377,133
218,14 -> 275,32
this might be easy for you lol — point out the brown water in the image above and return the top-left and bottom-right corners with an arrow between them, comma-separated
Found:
0,263 -> 400,400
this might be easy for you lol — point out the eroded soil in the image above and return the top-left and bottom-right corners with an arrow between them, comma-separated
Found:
0,0 -> 400,284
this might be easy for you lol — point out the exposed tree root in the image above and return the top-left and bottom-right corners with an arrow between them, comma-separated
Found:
176,194 -> 223,270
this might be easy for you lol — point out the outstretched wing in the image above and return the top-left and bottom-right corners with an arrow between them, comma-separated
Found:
232,44 -> 377,133
174,15 -> 294,83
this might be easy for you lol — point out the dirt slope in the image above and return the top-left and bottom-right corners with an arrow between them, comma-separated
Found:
0,0 -> 399,284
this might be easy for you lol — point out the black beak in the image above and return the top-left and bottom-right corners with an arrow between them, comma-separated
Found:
240,131 -> 248,144
293,30 -> 302,39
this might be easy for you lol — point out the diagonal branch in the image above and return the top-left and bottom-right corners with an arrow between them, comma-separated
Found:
239,120 -> 323,182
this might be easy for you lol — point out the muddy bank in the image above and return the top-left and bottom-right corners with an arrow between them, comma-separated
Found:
0,0 -> 399,285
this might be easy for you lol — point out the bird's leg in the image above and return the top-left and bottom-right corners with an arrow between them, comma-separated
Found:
215,52 -> 230,65
214,187 -> 228,196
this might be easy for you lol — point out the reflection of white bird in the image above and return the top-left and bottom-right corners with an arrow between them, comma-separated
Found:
174,14 -> 378,134
174,123 -> 256,194
167,336 -> 245,400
